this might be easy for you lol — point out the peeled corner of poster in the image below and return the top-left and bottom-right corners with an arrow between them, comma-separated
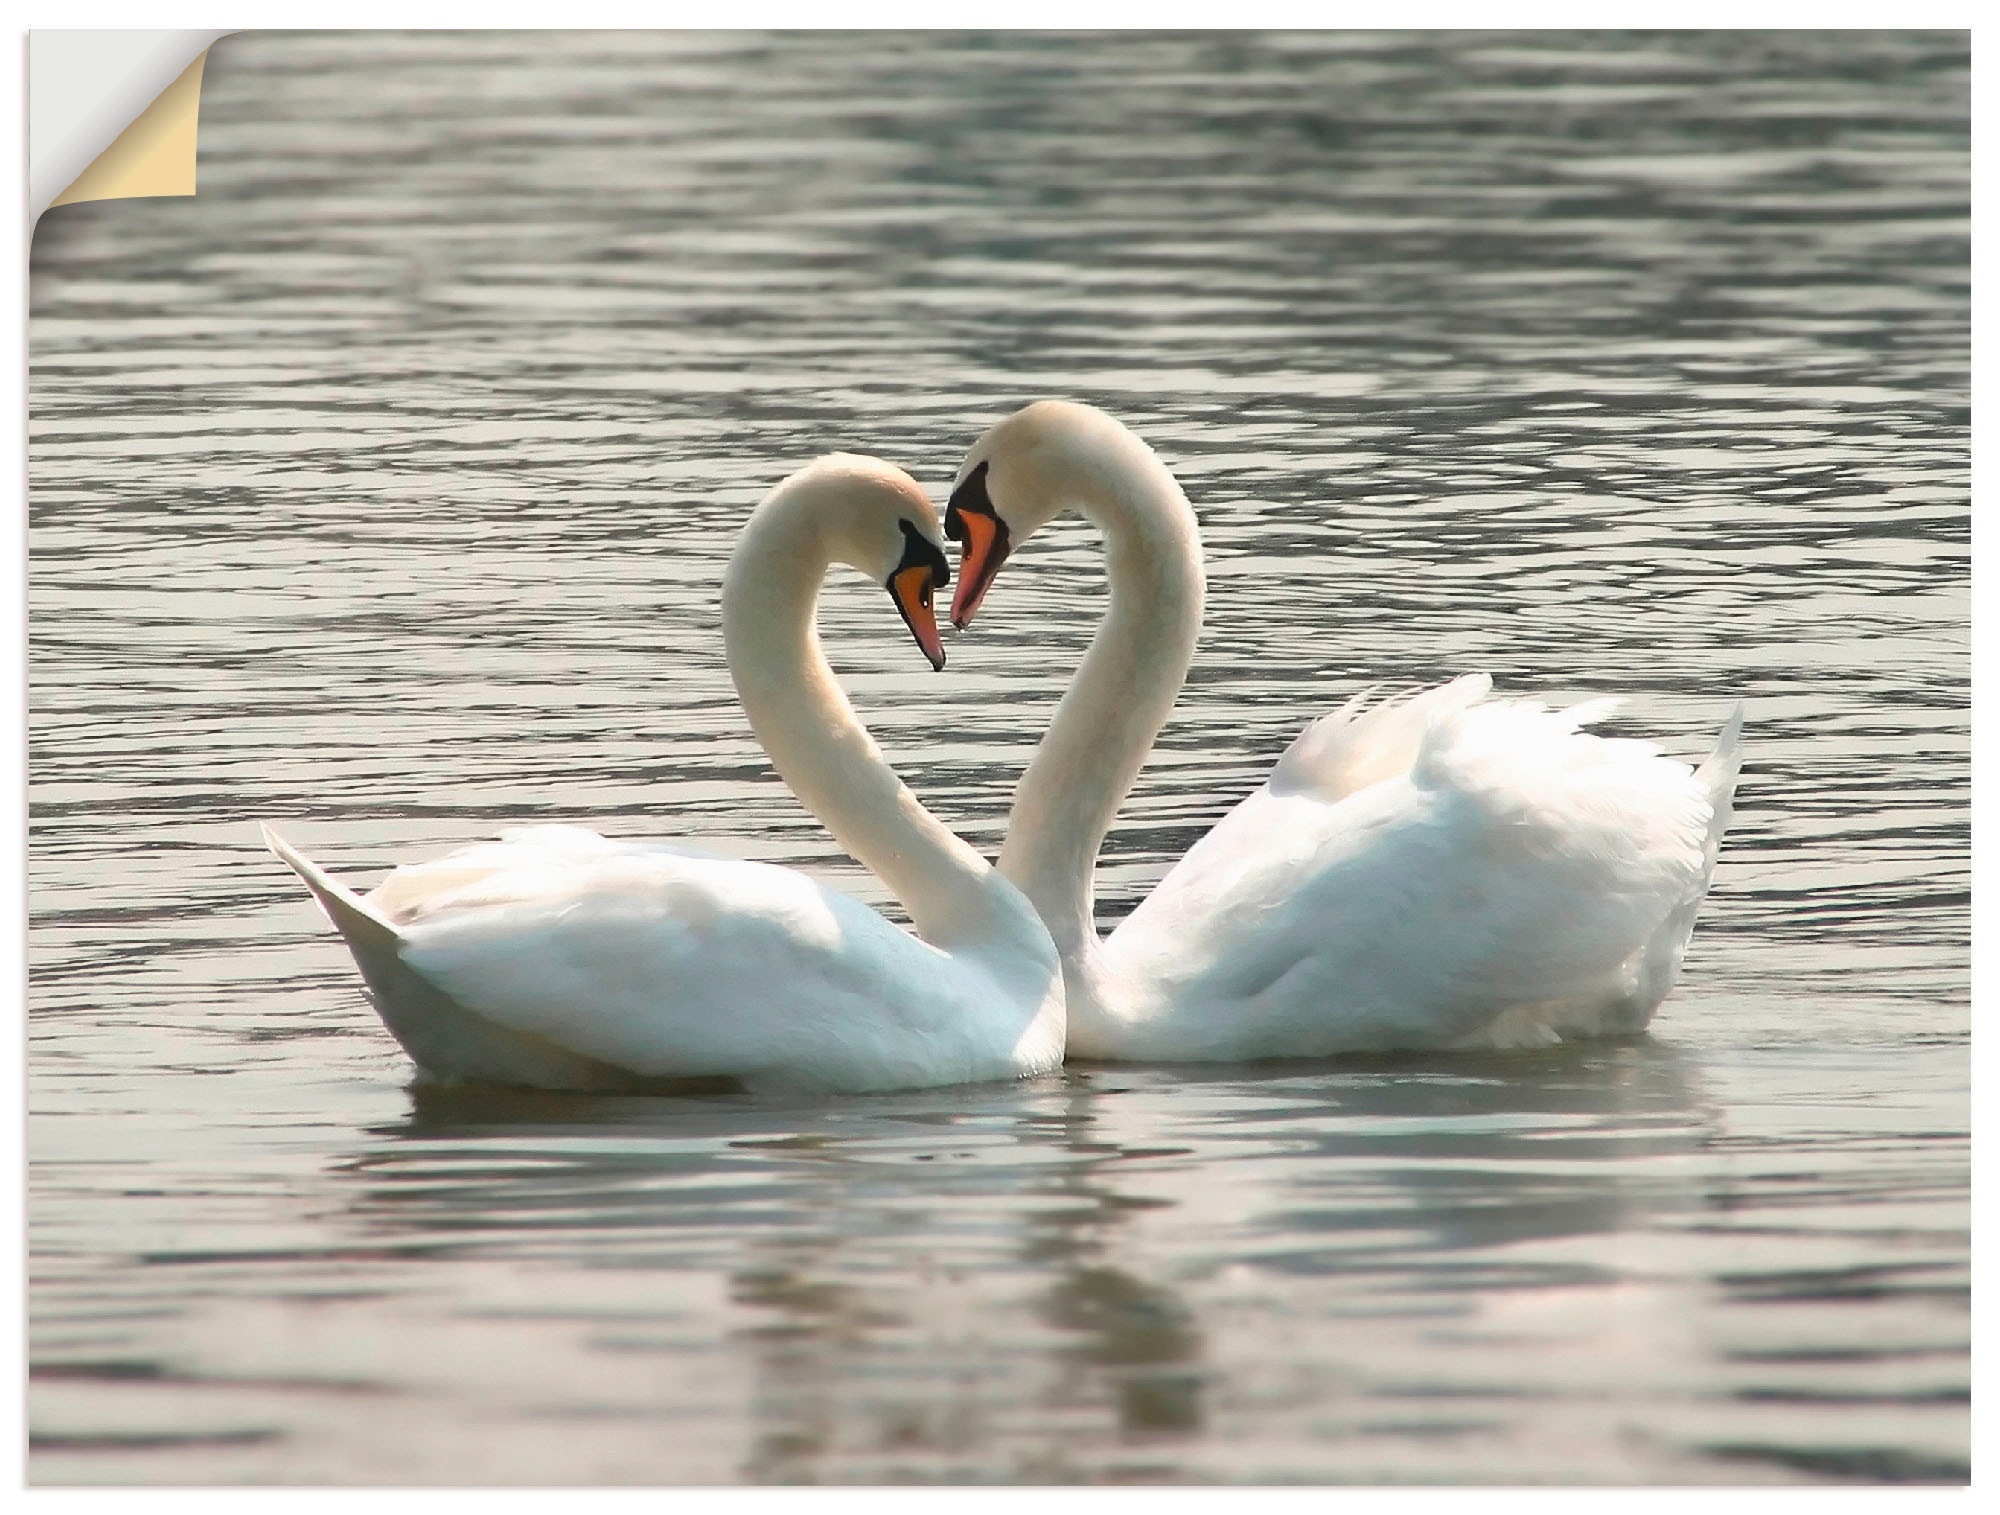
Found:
30,30 -> 234,227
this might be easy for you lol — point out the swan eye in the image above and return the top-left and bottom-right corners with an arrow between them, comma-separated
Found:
886,521 -> 950,670
944,460 -> 993,545
893,519 -> 951,588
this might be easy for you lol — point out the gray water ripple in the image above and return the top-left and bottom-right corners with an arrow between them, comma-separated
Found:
28,28 -> 1965,1486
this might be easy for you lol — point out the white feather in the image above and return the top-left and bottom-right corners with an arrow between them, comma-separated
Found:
1103,685 -> 1740,1058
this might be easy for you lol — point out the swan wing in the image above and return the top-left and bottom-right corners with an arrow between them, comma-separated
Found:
397,841 -> 963,1089
1104,694 -> 1735,1057
1119,676 -> 1503,945
273,826 -> 1036,1093
1268,673 -> 1498,801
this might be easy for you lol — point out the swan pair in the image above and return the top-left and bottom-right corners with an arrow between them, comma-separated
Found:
268,402 -> 1741,1094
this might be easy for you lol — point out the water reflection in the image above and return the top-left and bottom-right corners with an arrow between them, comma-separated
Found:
304,1041 -> 1717,1480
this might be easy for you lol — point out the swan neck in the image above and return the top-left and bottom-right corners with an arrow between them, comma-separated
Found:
723,504 -> 995,944
997,426 -> 1203,957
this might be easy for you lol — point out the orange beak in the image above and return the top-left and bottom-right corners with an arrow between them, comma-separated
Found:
889,563 -> 946,671
948,506 -> 1011,629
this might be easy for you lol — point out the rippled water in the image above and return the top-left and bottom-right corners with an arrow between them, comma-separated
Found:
28,30 -> 1968,1484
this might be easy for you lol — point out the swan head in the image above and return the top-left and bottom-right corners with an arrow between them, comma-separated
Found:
944,400 -> 1114,628
782,453 -> 954,670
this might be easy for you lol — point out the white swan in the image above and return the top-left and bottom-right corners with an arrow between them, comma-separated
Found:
265,454 -> 1064,1094
943,400 -> 1741,1061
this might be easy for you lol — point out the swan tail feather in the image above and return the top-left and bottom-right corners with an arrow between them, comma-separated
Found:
263,824 -> 636,1089
1620,704 -> 1743,1024
262,823 -> 403,964
1695,703 -> 1745,868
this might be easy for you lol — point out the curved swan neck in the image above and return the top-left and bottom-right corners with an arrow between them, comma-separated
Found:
996,415 -> 1204,957
722,492 -> 996,944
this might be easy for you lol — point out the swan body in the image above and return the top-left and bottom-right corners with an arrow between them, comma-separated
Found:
1094,677 -> 1741,1058
944,400 -> 1741,1062
268,456 -> 1064,1093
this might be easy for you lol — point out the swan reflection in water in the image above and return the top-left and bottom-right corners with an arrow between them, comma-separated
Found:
321,1039 -> 1715,1482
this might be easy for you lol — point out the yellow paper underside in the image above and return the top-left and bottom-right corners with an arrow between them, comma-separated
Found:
51,51 -> 208,209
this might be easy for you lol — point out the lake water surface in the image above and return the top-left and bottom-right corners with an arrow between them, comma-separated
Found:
28,30 -> 1968,1484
